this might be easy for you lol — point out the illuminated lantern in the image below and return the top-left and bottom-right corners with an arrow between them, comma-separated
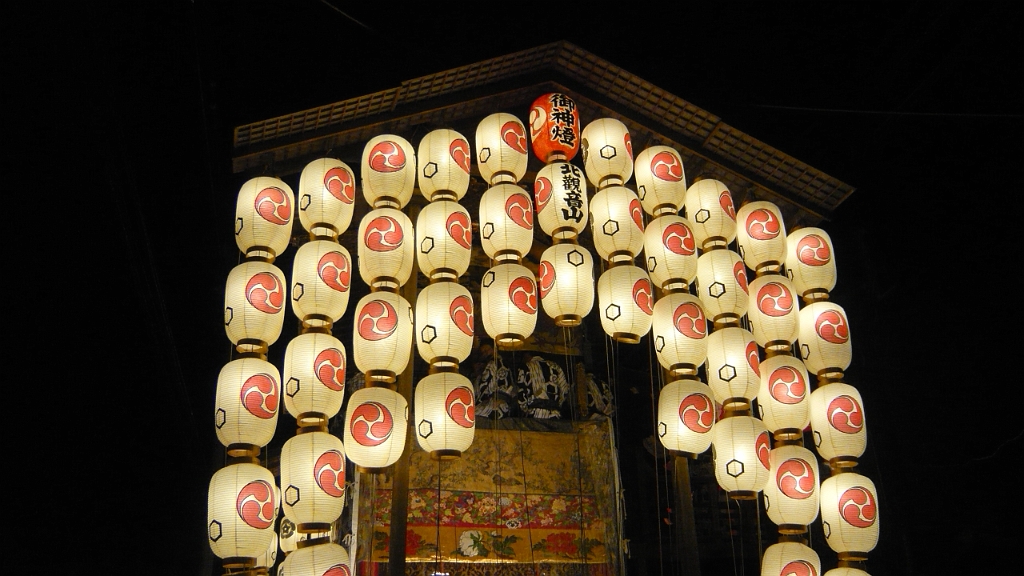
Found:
476,113 -> 528,184
809,383 -> 867,461
581,118 -> 633,187
761,542 -> 821,576
528,92 -> 580,162
736,201 -> 787,272
278,513 -> 333,555
283,332 -> 347,420
344,387 -> 408,470
590,185 -> 645,262
596,265 -> 654,343
215,358 -> 281,449
207,462 -> 278,559
538,243 -> 595,326
352,291 -> 413,385
481,262 -> 537,347
361,134 -> 416,209
416,200 -> 472,280
756,354 -> 811,433
748,275 -> 800,350
415,281 -> 474,368
478,183 -> 533,261
652,292 -> 708,374
634,145 -> 687,217
824,569 -> 871,576
763,445 -> 820,528
820,472 -> 880,557
417,129 -> 471,201
254,531 -> 278,571
711,415 -> 771,495
695,248 -> 748,323
645,215 -> 698,291
357,207 -> 414,289
291,240 -> 352,328
534,161 -> 588,240
225,261 -> 287,353
786,228 -> 837,298
798,301 -> 852,378
684,179 -> 736,250
297,158 -> 355,237
284,542 -> 351,576
280,431 -> 347,528
657,378 -> 715,454
414,372 -> 476,458
234,177 -> 294,260
706,326 -> 760,407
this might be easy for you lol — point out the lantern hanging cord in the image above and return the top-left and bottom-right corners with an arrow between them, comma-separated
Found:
647,332 -> 666,576
726,497 -> 739,576
314,0 -> 374,31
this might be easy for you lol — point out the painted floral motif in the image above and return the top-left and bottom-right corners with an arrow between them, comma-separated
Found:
532,532 -> 604,560
453,530 -> 519,559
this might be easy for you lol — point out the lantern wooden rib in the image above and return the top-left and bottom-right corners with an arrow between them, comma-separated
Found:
280,431 -> 347,527
756,354 -> 811,433
352,291 -> 413,385
581,117 -> 633,188
415,200 -> 472,280
343,387 -> 408,470
684,179 -> 736,249
786,227 -> 837,297
417,128 -> 471,201
534,161 -> 588,240
820,472 -> 880,557
705,326 -> 760,406
798,301 -> 853,377
809,383 -> 867,460
695,248 -> 748,323
283,332 -> 347,420
224,261 -> 287,352
415,372 -> 476,458
657,378 -> 715,454
634,145 -> 687,217
481,262 -> 538,348
207,462 -> 278,560
290,240 -> 352,327
476,113 -> 528,184
357,207 -> 414,289
736,201 -> 787,272
538,243 -> 595,327
652,292 -> 709,374
763,445 -> 821,527
711,415 -> 771,495
761,542 -> 821,576
645,215 -> 699,291
590,185 -> 645,263
234,176 -> 294,259
215,358 -> 281,448
597,265 -> 654,343
298,158 -> 356,236
748,275 -> 800,349
478,183 -> 534,261
360,134 -> 416,209
415,281 -> 474,368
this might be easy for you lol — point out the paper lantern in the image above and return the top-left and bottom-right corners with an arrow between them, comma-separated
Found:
481,262 -> 537,347
809,383 -> 867,461
215,358 -> 281,449
415,372 -> 476,457
711,415 -> 771,495
761,542 -> 821,576
283,542 -> 352,576
297,158 -> 355,237
344,387 -> 408,470
596,265 -> 654,343
254,531 -> 278,570
416,200 -> 472,280
291,240 -> 352,327
736,201 -> 787,272
225,261 -> 286,352
695,248 -> 748,323
417,129 -> 471,201
280,431 -> 347,527
590,185 -> 645,262
786,228 -> 837,297
824,569 -> 871,576
207,463 -> 278,559
529,92 -> 580,162
352,291 -> 413,384
476,113 -> 528,184
652,292 -> 709,374
798,301 -> 852,378
645,215 -> 698,291
534,161 -> 588,240
684,179 -> 736,249
283,332 -> 347,420
361,134 -> 416,209
706,326 -> 760,407
538,243 -> 595,326
820,472 -> 880,557
756,354 -> 811,433
748,275 -> 800,349
634,146 -> 687,216
234,177 -> 294,259
478,183 -> 533,261
581,117 -> 633,187
415,281 -> 474,367
657,378 -> 715,454
357,207 -> 414,289
763,445 -> 821,528
278,513 -> 333,556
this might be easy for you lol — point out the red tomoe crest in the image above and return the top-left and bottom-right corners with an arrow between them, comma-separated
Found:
673,302 -> 707,339
534,177 -> 552,213
528,105 -> 547,141
756,431 -> 771,470
255,186 -> 291,225
678,393 -> 714,433
368,141 -> 406,173
769,366 -> 806,405
315,449 -> 346,497
246,272 -> 284,314
781,560 -> 817,576
446,211 -> 472,250
509,276 -> 538,315
538,261 -> 556,299
651,151 -> 683,182
240,373 -> 279,419
624,132 -> 633,160
663,222 -> 696,256
757,282 -> 794,317
236,479 -> 276,529
506,193 -> 534,229
364,215 -> 404,252
357,300 -> 398,341
746,340 -> 761,374
450,138 -> 471,174
777,458 -> 816,500
839,486 -> 877,528
318,251 -> 351,293
633,278 -> 654,315
815,309 -> 849,344
350,401 -> 393,446
734,261 -> 749,294
797,234 -> 831,266
827,395 -> 864,434
719,190 -> 736,220
324,166 -> 355,204
449,295 -> 474,337
746,208 -> 780,240
629,198 -> 644,231
314,348 -> 346,392
446,386 -> 475,428
324,564 -> 352,576
502,120 -> 527,153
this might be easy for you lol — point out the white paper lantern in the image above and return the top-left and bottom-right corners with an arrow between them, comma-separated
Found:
283,332 -> 347,420
761,542 -> 821,576
476,113 -> 528,185
415,372 -> 476,457
538,243 -> 595,326
581,118 -> 633,187
597,265 -> 654,343
283,542 -> 351,576
278,513 -> 332,556
820,473 -> 880,556
809,383 -> 867,461
748,275 -> 800,349
291,240 -> 352,327
684,179 -> 736,249
281,432 -> 347,527
634,146 -> 687,216
254,531 -> 278,569
344,387 -> 408,470
415,281 -> 474,367
208,463 -> 278,559
786,228 -> 837,297
824,568 -> 871,576
799,301 -> 852,377
478,183 -> 533,261
534,161 -> 588,240
590,185 -> 645,262
736,201 -> 787,272
235,177 -> 294,259
215,358 -> 281,448
695,248 -> 748,323
352,292 -> 413,384
756,354 -> 811,433
416,200 -> 472,280
706,326 -> 760,406
298,158 -> 355,236
645,215 -> 698,291
652,292 -> 709,374
763,445 -> 821,527
361,134 -> 416,209
711,415 -> 771,495
417,129 -> 471,201
657,378 -> 715,454
481,262 -> 537,347
357,207 -> 414,289
225,261 -> 287,352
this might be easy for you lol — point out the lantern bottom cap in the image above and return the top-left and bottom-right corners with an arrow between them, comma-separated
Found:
837,551 -> 871,562
297,522 -> 332,534
777,524 -> 809,535
612,332 -> 641,344
495,334 -> 525,349
357,465 -> 392,474
430,449 -> 462,461
728,490 -> 758,500
555,314 -> 582,327
221,557 -> 256,569
365,371 -> 397,386
225,443 -> 260,459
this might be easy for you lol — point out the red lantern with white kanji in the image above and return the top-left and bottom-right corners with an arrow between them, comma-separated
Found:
529,93 -> 580,162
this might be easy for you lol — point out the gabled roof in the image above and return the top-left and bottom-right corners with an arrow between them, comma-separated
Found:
232,41 -> 854,225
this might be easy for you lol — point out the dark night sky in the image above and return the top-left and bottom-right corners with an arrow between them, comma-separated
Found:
45,1 -> 1023,574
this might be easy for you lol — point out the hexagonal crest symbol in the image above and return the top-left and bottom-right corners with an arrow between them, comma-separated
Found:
300,194 -> 311,211
423,162 -> 438,178
822,520 -> 832,539
813,430 -> 823,448
482,271 -> 496,288
647,256 -> 657,273
605,304 -> 621,321
292,283 -> 305,301
418,419 -> 434,438
215,408 -> 226,429
235,217 -> 244,235
800,344 -> 811,360
726,459 -> 745,477
224,307 -> 234,326
208,520 -> 223,542
286,377 -> 300,398
786,268 -> 794,280
482,222 -> 495,239
600,145 -> 617,160
420,237 -> 435,254
567,249 -> 584,267
695,208 -> 710,224
285,485 -> 300,507
718,364 -> 737,382
763,493 -> 772,511
479,147 -> 491,163
709,282 -> 726,298
655,336 -> 666,352
602,220 -> 620,236
420,325 -> 438,344
658,422 -> 667,437
637,184 -> 647,200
